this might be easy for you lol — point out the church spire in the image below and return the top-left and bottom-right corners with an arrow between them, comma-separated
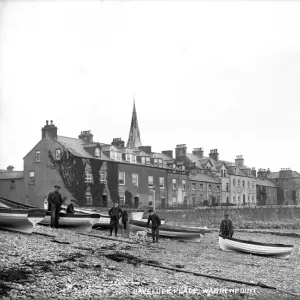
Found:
127,98 -> 142,149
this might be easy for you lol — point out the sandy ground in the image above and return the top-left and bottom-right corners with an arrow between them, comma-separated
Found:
0,225 -> 299,300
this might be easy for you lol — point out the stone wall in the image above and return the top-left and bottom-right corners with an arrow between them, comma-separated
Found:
155,206 -> 300,228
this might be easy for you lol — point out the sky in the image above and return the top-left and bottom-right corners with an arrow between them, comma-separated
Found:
1,0 -> 300,172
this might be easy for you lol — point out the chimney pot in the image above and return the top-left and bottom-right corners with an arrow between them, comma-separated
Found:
46,120 -> 49,125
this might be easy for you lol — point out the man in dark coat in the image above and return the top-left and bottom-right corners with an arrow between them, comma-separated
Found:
108,202 -> 123,236
66,199 -> 76,214
146,209 -> 161,243
47,185 -> 63,229
219,212 -> 234,237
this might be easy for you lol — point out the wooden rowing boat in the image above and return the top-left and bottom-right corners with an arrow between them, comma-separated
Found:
129,220 -> 210,242
0,197 -> 100,232
0,207 -> 47,234
219,235 -> 293,259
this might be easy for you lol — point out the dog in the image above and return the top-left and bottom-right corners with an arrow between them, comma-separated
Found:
134,229 -> 149,242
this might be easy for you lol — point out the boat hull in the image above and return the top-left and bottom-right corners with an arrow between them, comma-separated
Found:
219,235 -> 293,259
129,220 -> 208,242
39,211 -> 100,232
0,207 -> 46,234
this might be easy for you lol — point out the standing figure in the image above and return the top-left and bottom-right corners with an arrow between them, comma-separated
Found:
121,210 -> 128,230
146,209 -> 161,243
108,202 -> 123,236
219,212 -> 234,237
66,199 -> 76,214
47,185 -> 63,229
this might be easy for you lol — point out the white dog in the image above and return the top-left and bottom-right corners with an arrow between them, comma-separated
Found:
134,229 -> 149,242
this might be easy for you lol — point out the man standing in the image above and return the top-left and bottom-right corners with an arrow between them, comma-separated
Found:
47,185 -> 63,229
108,202 -> 123,236
219,212 -> 234,237
146,209 -> 161,243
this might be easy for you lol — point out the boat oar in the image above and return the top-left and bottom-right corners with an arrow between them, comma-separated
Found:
141,262 -> 299,297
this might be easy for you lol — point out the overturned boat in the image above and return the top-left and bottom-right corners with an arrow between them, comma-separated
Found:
219,235 -> 293,259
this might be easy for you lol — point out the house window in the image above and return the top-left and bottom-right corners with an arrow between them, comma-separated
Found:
55,149 -> 61,160
154,158 -> 158,166
100,171 -> 106,183
233,196 -> 236,203
242,181 -> 245,187
247,181 -> 250,189
224,170 -> 226,177
110,151 -> 116,160
85,169 -> 93,183
238,179 -> 240,187
226,183 -> 229,192
131,155 -> 136,163
208,185 -> 212,192
28,171 -> 35,184
35,150 -> 40,162
132,173 -> 138,187
233,179 -> 236,187
182,180 -> 186,190
148,176 -> 154,187
95,148 -> 100,157
172,190 -> 177,203
268,189 -> 271,196
116,152 -> 122,162
85,194 -> 92,205
118,172 -> 125,185
119,193 -> 125,205
159,177 -> 165,189
217,185 -> 220,192
238,196 -> 240,202
221,170 -> 223,177
172,179 -> 177,190
158,159 -> 163,167
145,157 -> 150,165
148,188 -> 155,206
126,153 -> 130,162
192,183 -> 196,192
10,180 -> 15,190
141,157 -> 146,164
252,181 -> 254,189
200,184 -> 203,191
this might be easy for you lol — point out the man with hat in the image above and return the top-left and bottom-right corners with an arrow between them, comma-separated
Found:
219,211 -> 234,237
47,185 -> 63,229
66,198 -> 77,214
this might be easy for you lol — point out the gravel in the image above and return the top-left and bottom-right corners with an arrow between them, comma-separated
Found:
0,224 -> 299,300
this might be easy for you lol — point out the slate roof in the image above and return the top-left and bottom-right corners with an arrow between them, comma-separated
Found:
0,171 -> 24,180
256,178 -> 276,188
57,136 -> 111,160
152,153 -> 174,162
189,173 -> 220,184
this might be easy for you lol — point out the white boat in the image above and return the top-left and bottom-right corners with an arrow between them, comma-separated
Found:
219,235 -> 293,259
0,207 -> 47,234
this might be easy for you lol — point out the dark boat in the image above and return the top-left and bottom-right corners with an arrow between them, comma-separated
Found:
129,219 -> 210,242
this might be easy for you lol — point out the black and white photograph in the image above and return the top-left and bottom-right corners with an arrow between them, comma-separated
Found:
0,0 -> 300,299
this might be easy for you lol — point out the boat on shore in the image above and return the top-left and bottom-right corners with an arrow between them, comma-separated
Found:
0,207 -> 47,234
129,219 -> 210,242
219,235 -> 293,259
0,197 -> 100,232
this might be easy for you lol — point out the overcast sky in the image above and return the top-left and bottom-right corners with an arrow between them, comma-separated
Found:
1,1 -> 300,172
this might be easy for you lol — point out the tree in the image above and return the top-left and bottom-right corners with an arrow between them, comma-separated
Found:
257,186 -> 267,206
106,162 -> 119,203
48,150 -> 87,205
89,159 -> 105,207
125,190 -> 133,207
291,190 -> 297,205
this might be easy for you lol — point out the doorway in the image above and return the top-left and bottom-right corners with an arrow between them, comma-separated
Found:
161,197 -> 166,209
134,197 -> 139,208
102,195 -> 108,207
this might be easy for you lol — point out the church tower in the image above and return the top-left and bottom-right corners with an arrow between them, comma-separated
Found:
126,99 -> 143,149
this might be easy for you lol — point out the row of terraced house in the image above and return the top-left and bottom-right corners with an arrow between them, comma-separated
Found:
1,103 -> 299,209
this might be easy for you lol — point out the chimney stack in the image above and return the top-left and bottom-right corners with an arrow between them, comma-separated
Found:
192,148 -> 204,158
78,130 -> 93,144
279,168 -> 292,178
42,120 -> 58,139
235,155 -> 244,166
111,138 -> 125,148
175,144 -> 187,159
209,149 -> 219,161
251,167 -> 257,177
162,150 -> 173,159
7,165 -> 14,172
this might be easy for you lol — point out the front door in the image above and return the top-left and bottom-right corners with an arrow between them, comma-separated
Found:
161,197 -> 166,209
102,195 -> 108,207
134,197 -> 139,208
243,194 -> 246,205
